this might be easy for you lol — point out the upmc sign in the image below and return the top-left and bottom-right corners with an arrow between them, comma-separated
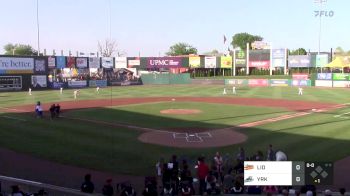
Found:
147,57 -> 182,68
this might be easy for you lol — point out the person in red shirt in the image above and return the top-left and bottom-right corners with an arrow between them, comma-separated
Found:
197,157 -> 209,195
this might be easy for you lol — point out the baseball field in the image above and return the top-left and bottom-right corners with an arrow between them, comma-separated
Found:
0,85 -> 350,190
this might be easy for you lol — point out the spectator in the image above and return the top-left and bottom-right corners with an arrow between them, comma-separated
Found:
11,185 -> 25,196
170,155 -> 179,194
55,104 -> 61,117
237,147 -> 245,161
324,189 -> 332,196
143,181 -> 158,196
230,181 -> 244,194
255,151 -> 264,161
205,171 -> 220,195
35,101 -> 43,118
340,188 -> 346,195
214,152 -> 223,182
222,170 -> 234,194
197,157 -> 209,195
102,179 -> 114,196
267,144 -> 276,161
81,174 -> 94,193
247,186 -> 262,194
120,183 -> 136,196
264,186 -> 278,195
49,104 -> 56,119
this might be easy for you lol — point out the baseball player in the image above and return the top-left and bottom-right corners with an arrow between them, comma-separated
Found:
232,86 -> 236,94
60,87 -> 63,94
28,88 -> 32,95
73,90 -> 79,99
223,88 -> 227,95
298,87 -> 303,95
96,86 -> 100,94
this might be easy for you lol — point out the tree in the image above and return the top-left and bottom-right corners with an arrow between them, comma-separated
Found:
289,48 -> 307,55
3,43 -> 37,55
98,39 -> 121,57
166,42 -> 197,56
203,49 -> 223,56
231,33 -> 263,50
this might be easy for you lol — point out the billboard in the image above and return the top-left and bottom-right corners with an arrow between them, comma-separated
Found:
76,57 -> 88,68
271,49 -> 286,68
115,57 -> 127,68
292,74 -> 309,80
189,56 -> 201,68
315,80 -> 333,87
249,61 -> 270,68
128,57 -> 140,68
292,80 -> 311,86
101,57 -> 114,68
333,81 -> 350,88
288,55 -> 311,68
0,76 -> 22,91
317,73 -> 332,80
332,73 -> 349,81
225,79 -> 248,86
269,79 -> 289,86
0,57 -> 34,73
315,54 -> 329,67
66,57 -> 76,68
31,75 -> 47,88
248,79 -> 269,87
147,57 -> 182,68
34,59 -> 46,73
88,57 -> 100,68
235,50 -> 246,68
56,56 -> 66,69
205,56 -> 216,68
89,80 -> 107,87
48,56 -> 56,68
67,80 -> 87,88
220,56 -> 232,68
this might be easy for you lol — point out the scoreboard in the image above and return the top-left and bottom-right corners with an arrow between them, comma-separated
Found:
244,161 -> 333,186
0,76 -> 22,91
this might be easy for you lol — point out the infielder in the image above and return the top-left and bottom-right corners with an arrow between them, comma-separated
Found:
298,87 -> 303,95
73,90 -> 79,99
28,88 -> 32,95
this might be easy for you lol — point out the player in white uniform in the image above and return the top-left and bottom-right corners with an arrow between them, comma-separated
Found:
96,86 -> 100,94
28,88 -> 32,95
232,86 -> 236,94
73,90 -> 79,99
298,87 -> 303,95
223,88 -> 227,95
60,87 -> 63,94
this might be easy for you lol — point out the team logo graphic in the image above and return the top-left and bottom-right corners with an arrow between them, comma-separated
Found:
244,176 -> 254,183
244,164 -> 254,170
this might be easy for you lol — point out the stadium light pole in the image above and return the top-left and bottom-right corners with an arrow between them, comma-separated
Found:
36,0 -> 40,56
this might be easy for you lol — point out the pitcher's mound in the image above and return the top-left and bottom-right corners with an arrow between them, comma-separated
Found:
160,109 -> 202,115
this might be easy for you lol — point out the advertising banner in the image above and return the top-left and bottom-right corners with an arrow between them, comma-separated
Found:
0,57 -> 34,73
115,57 -> 127,68
88,57 -> 100,68
49,81 -> 66,89
225,79 -> 248,86
271,49 -> 286,68
101,57 -> 114,68
31,75 -> 47,88
89,80 -> 108,87
147,57 -> 182,68
128,57 -> 140,68
315,80 -> 333,87
332,73 -> 349,81
333,81 -> 350,88
292,74 -> 309,80
56,56 -> 66,69
76,57 -> 88,68
205,56 -> 216,68
189,56 -> 201,68
317,73 -> 332,80
67,80 -> 87,88
315,54 -> 329,67
220,56 -> 232,68
288,55 -> 311,68
269,79 -> 289,86
48,56 -> 56,68
0,76 -> 22,91
66,57 -> 76,68
249,61 -> 270,68
34,59 -> 46,73
235,50 -> 247,68
248,79 -> 269,87
292,80 -> 311,86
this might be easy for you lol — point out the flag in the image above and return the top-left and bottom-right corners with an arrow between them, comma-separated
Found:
223,35 -> 227,44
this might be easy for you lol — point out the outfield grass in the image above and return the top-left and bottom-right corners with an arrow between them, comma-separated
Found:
0,86 -> 350,176
194,75 -> 292,79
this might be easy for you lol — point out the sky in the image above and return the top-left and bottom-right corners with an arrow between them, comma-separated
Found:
0,0 -> 348,56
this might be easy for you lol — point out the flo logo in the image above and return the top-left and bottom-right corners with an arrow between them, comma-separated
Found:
237,50 -> 245,59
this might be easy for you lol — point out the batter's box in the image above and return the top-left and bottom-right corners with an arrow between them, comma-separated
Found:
196,132 -> 212,138
173,133 -> 188,139
186,134 -> 203,142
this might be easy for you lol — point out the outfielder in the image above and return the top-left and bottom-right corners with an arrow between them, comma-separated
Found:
298,87 -> 303,95
96,86 -> 100,94
73,90 -> 79,99
60,87 -> 63,94
232,86 -> 236,94
223,88 -> 227,95
28,88 -> 32,95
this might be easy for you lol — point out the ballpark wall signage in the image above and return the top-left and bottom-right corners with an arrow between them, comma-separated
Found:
147,57 -> 182,68
189,56 -> 201,68
127,57 -> 140,68
101,57 -> 114,68
332,81 -> 349,88
248,79 -> 269,87
31,75 -> 47,88
292,80 -> 311,86
204,56 -> 216,68
315,80 -> 333,87
269,79 -> 289,86
89,80 -> 107,87
235,50 -> 246,68
48,56 -> 56,68
88,57 -> 100,68
76,57 -> 88,68
271,49 -> 286,68
249,61 -> 270,68
315,54 -> 329,67
66,57 -> 76,68
288,55 -> 311,68
0,76 -> 22,90
0,57 -> 34,74
34,59 -> 46,73
332,73 -> 349,81
68,80 -> 87,88
56,56 -> 66,69
220,56 -> 232,69
115,57 -> 127,68
317,73 -> 332,80
292,74 -> 309,80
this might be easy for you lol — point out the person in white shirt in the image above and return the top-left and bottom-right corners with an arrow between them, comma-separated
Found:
223,88 -> 227,95
74,90 -> 79,99
28,88 -> 32,95
298,87 -> 303,95
35,101 -> 43,118
60,87 -> 63,94
96,86 -> 100,94
232,86 -> 236,94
